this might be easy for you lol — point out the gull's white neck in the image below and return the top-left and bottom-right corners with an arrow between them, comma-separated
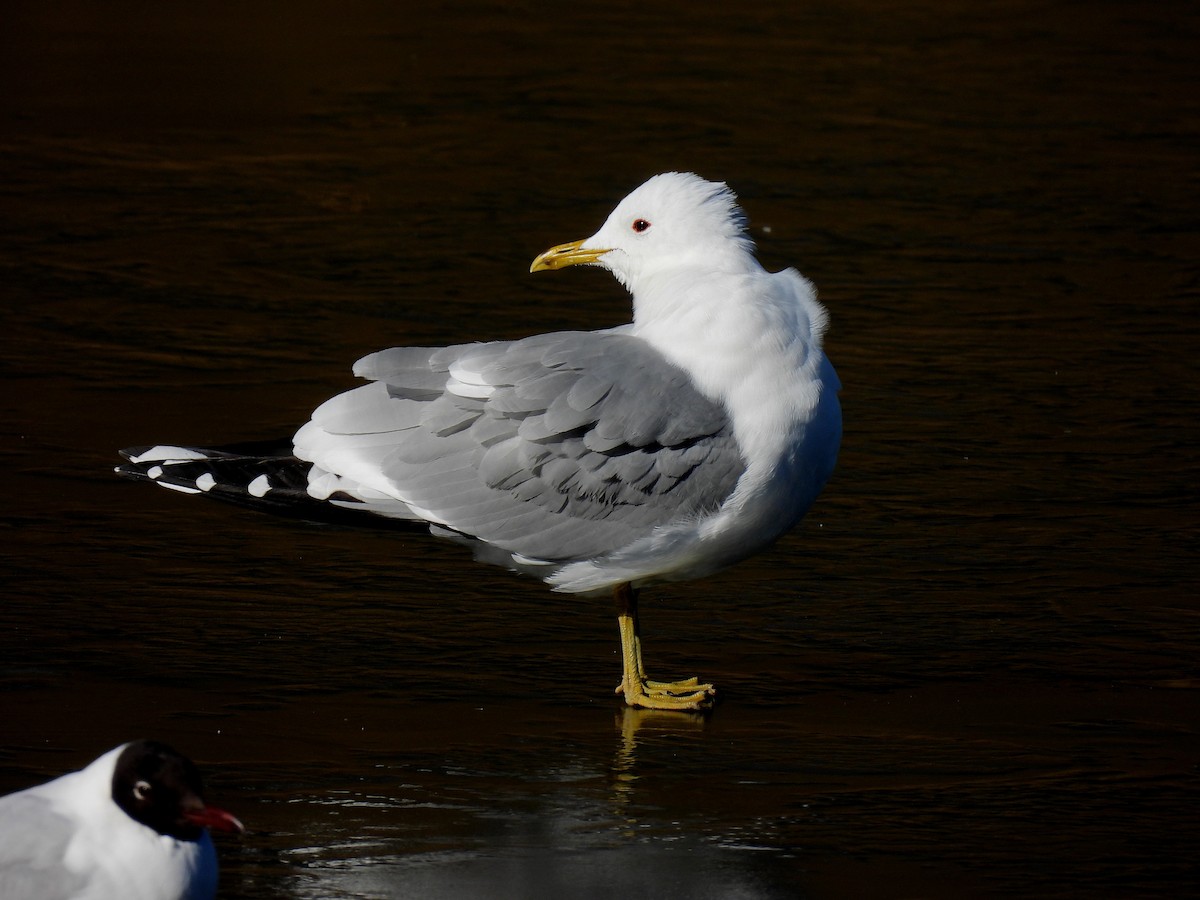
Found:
627,257 -> 829,471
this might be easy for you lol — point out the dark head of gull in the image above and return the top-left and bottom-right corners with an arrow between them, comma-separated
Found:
112,740 -> 244,841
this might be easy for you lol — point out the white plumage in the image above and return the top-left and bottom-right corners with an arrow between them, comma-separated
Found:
118,173 -> 841,709
0,741 -> 242,900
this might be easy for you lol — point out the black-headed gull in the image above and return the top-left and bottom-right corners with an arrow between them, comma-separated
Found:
0,740 -> 243,900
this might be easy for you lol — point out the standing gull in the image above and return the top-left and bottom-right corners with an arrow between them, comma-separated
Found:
117,172 -> 841,710
0,740 -> 243,900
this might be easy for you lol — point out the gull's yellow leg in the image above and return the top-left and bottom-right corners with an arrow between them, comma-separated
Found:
613,583 -> 715,710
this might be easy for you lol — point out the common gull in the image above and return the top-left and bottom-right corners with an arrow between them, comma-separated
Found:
117,172 -> 842,710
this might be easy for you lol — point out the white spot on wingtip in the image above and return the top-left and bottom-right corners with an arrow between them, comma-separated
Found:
196,473 -> 216,492
148,466 -> 163,479
306,470 -> 339,500
248,474 -> 272,497
129,445 -> 209,464
158,481 -> 202,495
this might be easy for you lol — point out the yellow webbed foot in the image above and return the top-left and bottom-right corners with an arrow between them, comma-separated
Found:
612,582 -> 716,710
616,675 -> 716,711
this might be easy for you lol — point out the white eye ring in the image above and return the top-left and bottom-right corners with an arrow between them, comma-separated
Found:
134,780 -> 152,801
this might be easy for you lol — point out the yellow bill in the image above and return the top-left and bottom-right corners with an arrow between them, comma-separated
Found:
530,239 -> 611,273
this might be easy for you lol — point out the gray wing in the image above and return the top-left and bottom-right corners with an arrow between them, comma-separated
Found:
318,330 -> 745,563
0,793 -> 86,900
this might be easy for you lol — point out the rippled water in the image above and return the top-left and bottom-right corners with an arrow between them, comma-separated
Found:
2,2 -> 1197,897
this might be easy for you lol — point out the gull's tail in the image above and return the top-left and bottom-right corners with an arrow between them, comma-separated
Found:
115,440 -> 389,527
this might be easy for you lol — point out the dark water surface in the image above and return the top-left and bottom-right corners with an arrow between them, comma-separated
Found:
2,2 -> 1198,897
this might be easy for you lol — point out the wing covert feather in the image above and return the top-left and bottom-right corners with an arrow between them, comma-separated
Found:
329,331 -> 745,562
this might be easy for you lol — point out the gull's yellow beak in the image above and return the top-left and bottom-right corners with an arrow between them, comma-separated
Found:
529,239 -> 611,273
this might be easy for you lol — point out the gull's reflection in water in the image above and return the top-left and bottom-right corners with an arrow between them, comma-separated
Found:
254,707 -> 793,900
611,706 -> 709,831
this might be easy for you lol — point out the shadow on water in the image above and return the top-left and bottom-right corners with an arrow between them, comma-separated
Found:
2,1 -> 1198,898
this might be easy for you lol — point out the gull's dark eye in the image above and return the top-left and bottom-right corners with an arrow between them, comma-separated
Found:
632,218 -> 651,233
